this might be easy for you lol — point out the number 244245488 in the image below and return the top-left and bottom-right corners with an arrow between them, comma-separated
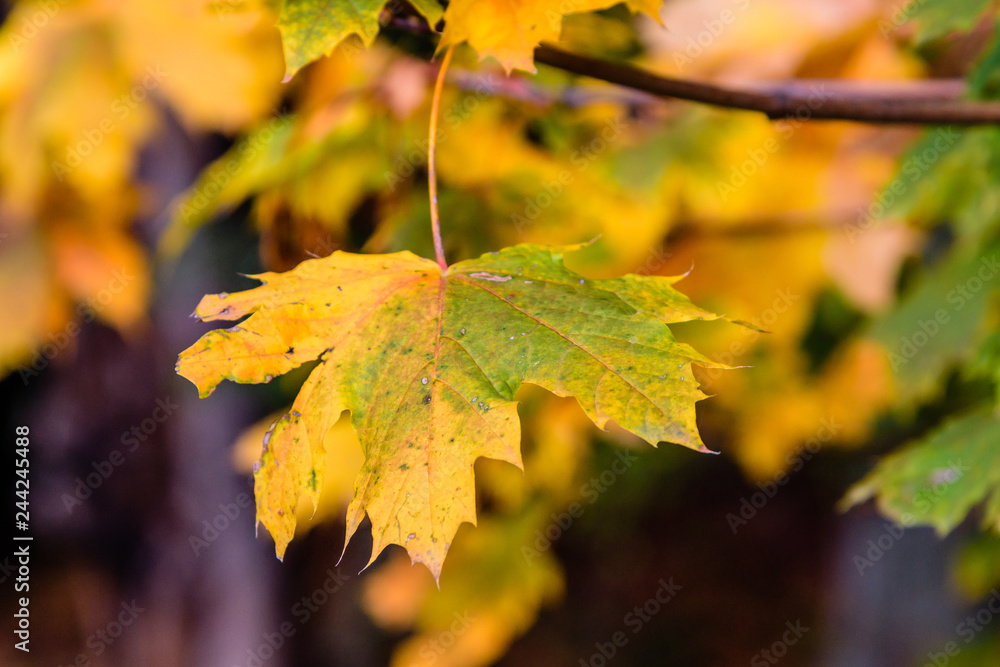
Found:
15,426 -> 29,526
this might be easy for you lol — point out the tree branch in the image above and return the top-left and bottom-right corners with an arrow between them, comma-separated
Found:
533,45 -> 1000,125
386,15 -> 1000,125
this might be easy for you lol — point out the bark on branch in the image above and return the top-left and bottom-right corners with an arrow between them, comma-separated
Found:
533,45 -> 1000,125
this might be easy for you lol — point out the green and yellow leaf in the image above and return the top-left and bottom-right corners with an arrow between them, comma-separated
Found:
177,243 -> 720,578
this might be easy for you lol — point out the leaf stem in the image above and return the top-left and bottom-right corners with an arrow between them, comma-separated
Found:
428,44 -> 455,271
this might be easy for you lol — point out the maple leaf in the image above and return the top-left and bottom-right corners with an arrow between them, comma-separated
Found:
177,243 -> 720,579
439,0 -> 664,73
278,0 -> 444,80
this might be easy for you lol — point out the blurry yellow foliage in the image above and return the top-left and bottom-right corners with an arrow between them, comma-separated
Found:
722,339 -> 893,478
657,231 -> 895,477
114,0 -> 283,131
434,97 -> 671,275
0,0 -> 285,378
0,4 -> 156,215
363,509 -> 564,667
0,235 -> 55,377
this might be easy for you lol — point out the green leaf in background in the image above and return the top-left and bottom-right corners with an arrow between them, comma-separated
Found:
843,409 -> 1000,534
969,17 -> 1000,100
866,242 -> 1000,405
964,330 -> 1000,405
278,0 -> 443,80
873,128 -> 1000,245
906,0 -> 992,45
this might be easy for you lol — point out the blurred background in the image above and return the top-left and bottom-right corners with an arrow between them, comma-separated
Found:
2,0 -> 1000,665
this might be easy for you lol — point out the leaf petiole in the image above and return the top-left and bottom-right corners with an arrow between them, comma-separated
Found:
428,44 -> 455,271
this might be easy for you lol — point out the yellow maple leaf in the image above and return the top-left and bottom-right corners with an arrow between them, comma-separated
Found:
177,244 -> 721,578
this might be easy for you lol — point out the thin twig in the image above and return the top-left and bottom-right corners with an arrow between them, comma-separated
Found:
428,44 -> 455,270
